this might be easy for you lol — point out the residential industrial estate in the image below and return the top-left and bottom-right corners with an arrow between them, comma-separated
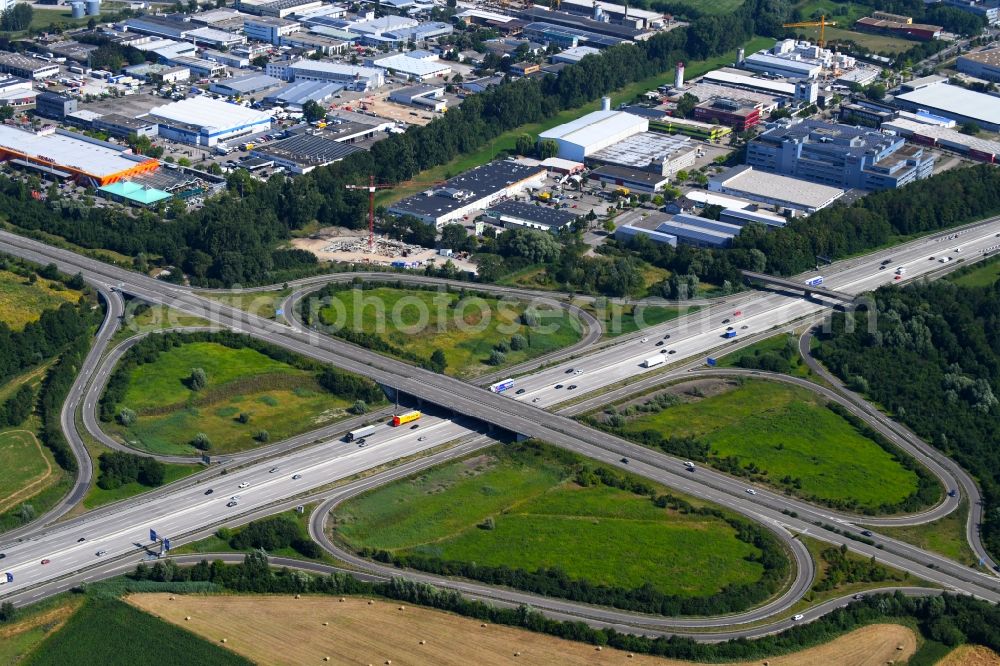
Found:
1,0 -> 1000,661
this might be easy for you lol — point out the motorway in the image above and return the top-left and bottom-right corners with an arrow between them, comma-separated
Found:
1,219 -> 1000,635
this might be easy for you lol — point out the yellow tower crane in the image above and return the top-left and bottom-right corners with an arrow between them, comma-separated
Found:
782,15 -> 837,49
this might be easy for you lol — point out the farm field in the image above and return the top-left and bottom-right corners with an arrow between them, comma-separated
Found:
127,593 -> 920,666
0,269 -> 82,330
23,597 -> 250,666
106,341 -> 361,456
603,378 -> 922,511
0,596 -> 85,665
317,287 -> 582,378
332,443 -> 766,598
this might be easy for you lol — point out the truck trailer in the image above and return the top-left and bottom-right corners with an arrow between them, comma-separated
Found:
642,356 -> 665,368
392,410 -> 421,427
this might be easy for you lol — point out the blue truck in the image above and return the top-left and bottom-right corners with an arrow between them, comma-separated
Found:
722,330 -> 737,339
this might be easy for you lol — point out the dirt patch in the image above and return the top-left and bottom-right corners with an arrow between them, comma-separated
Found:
291,227 -> 478,273
937,644 -> 1000,666
126,594 -> 917,666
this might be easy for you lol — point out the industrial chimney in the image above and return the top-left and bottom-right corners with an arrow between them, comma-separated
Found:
601,96 -> 611,111
674,61 -> 685,89
737,47 -> 745,64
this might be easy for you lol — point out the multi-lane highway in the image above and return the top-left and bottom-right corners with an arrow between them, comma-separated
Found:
1,217 -> 999,636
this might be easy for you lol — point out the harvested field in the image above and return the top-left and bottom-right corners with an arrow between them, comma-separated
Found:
126,594 -> 917,666
938,644 -> 1000,666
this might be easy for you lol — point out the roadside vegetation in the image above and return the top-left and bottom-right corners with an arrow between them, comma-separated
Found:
172,505 -> 330,563
0,594 -> 85,664
332,440 -> 789,616
861,500 -> 979,568
585,378 -> 939,514
98,331 -> 386,456
716,331 -> 813,379
577,298 -> 697,338
948,253 -> 1000,288
815,281 -> 1000,561
301,282 -> 582,378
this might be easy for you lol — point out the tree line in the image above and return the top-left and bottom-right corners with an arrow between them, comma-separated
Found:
815,279 -> 1000,560
130,553 -> 1000,660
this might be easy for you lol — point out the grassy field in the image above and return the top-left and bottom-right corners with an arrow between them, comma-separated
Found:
0,430 -> 55,514
937,645 -> 1000,666
663,0 -> 746,15
374,36 -> 773,208
24,597 -> 251,666
949,255 -> 1000,288
0,269 -> 82,330
108,341 -> 357,456
203,288 -> 292,321
128,593 -> 919,666
318,287 -> 582,378
862,499 -> 980,567
333,444 -> 765,598
0,595 -> 85,665
822,26 -> 916,54
613,379 -> 920,510
716,332 -> 816,379
579,300 -> 698,338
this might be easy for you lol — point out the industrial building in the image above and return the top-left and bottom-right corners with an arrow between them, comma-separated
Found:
123,63 -> 191,83
719,206 -> 787,228
615,223 -> 678,247
746,119 -> 935,191
483,200 -> 578,233
883,117 -> 1000,163
699,68 -> 820,103
741,51 -> 822,79
557,0 -> 667,29
244,15 -> 301,43
249,131 -> 363,173
92,114 -> 159,140
389,84 -> 446,111
710,165 -> 845,214
0,53 -> 60,80
958,48 -> 1000,83
236,0 -> 322,18
550,45 -> 601,64
268,59 -> 384,90
855,16 -> 942,39
939,0 -> 1000,26
894,79 -> 1000,131
588,164 -> 671,193
517,7 -> 655,41
370,53 -> 451,81
168,56 -> 227,78
145,97 -> 272,146
521,22 -> 624,49
387,160 -> 546,227
263,80 -> 343,109
656,213 -> 742,247
539,98 -> 648,162
0,76 -> 36,110
838,99 -> 897,127
278,33 -> 348,55
588,131 -> 696,176
0,125 -> 159,187
210,73 -> 283,97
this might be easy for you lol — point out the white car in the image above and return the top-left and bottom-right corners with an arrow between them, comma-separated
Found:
792,614 -> 804,621
640,337 -> 648,343
746,488 -> 757,495
238,482 -> 249,489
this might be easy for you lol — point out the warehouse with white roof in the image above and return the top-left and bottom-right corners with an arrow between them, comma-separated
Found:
710,165 -> 845,214
538,98 -> 648,162
894,80 -> 1000,132
370,53 -> 451,81
144,97 -> 272,146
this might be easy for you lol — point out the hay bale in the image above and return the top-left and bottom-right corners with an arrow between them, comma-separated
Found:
481,623 -> 488,628
322,622 -> 329,626
185,616 -> 191,621
398,606 -> 405,611
295,594 -> 301,599
221,639 -> 227,644
339,598 -> 345,602
368,600 -> 374,605
419,640 -> 426,645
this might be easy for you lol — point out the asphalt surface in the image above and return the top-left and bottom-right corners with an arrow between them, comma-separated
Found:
1,219 -> 1000,635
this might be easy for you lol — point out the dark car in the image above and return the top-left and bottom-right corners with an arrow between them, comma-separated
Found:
726,326 -> 734,331
663,334 -> 671,339
0,553 -> 6,560
554,384 -> 564,389
204,489 -> 214,495
226,501 -> 238,507
566,368 -> 575,374
722,318 -> 730,324
620,457 -> 629,464
668,350 -> 677,354
41,559 -> 50,565
860,530 -> 873,537
515,388 -> 526,394
655,340 -> 664,346
356,438 -> 366,446
567,385 -> 577,390
948,489 -> 957,497
77,537 -> 86,543
410,424 -> 419,429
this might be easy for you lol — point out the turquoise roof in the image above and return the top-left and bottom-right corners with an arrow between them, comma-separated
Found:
98,180 -> 172,205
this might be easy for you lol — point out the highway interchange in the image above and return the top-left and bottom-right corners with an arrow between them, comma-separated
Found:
1,218 -> 1000,638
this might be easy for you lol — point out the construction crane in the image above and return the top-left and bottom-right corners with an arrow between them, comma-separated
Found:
345,176 -> 394,253
782,15 -> 837,49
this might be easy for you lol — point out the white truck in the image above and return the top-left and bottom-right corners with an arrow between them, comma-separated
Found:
642,356 -> 665,369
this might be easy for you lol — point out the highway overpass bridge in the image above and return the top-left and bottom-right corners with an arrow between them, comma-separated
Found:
741,270 -> 855,302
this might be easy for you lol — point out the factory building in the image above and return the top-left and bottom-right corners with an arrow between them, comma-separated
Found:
615,223 -> 678,247
550,45 -> 601,64
263,80 -> 343,109
483,200 -> 579,233
209,73 -> 283,97
92,114 -> 159,140
557,0 -> 667,29
268,59 -> 384,90
0,125 -> 158,187
123,63 -> 191,83
370,53 -> 451,81
719,206 -> 787,228
746,119 -> 935,191
236,0 -> 322,19
710,165 -> 845,214
587,164 -> 672,193
587,131 -> 697,177
145,97 -> 272,146
538,98 -> 648,162
855,16 -> 942,40
0,76 -> 37,110
0,53 -> 60,80
389,84 -> 446,111
883,117 -> 1000,163
278,33 -> 348,55
958,48 -> 1000,83
244,15 -> 301,43
894,79 -> 1000,132
250,131 -> 363,174
387,161 -> 546,227
517,7 -> 655,41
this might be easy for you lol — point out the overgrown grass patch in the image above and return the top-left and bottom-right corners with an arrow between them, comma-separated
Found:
0,269 -> 82,330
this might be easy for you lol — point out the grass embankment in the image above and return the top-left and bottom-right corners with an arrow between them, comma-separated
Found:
579,300 -> 698,338
127,593 -> 920,666
111,304 -> 212,347
949,254 -> 1000,288
0,268 -> 82,330
333,443 -> 767,600
318,286 -> 582,378
716,331 -> 815,379
374,36 -> 774,207
0,430 -> 54,514
23,597 -> 250,666
499,262 -> 669,299
603,378 -> 922,511
203,288 -> 292,321
108,341 -> 355,456
862,499 -> 980,567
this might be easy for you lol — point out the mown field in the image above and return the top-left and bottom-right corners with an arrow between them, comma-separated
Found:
332,444 -> 765,598
318,287 -> 582,378
23,597 -> 251,666
127,593 -> 920,666
0,430 -> 53,514
108,341 -> 355,456
612,379 -> 921,510
0,269 -> 82,330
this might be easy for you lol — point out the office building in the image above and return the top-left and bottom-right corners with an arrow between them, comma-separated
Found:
34,92 -> 78,120
244,15 -> 301,43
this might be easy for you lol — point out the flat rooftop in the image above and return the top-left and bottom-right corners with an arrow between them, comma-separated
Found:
372,54 -> 450,76
145,97 -> 272,132
590,164 -> 668,186
0,126 -> 153,179
589,131 -> 694,168
700,69 -> 796,96
539,109 -> 646,146
99,180 -> 172,205
715,165 -> 845,209
389,161 -> 545,218
895,82 -> 1000,127
486,199 -> 578,228
962,48 -> 1000,67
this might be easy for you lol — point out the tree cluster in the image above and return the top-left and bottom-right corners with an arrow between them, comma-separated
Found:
228,515 -> 322,559
0,3 -> 32,31
96,451 -> 167,489
0,384 -> 34,428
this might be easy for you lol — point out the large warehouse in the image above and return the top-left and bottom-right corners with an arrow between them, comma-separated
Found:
144,97 -> 272,146
0,125 -> 158,187
387,161 -> 546,227
894,80 -> 1000,131
710,165 -> 845,214
538,98 -> 648,162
